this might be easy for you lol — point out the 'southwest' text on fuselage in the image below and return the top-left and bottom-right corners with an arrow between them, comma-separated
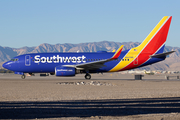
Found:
34,55 -> 86,63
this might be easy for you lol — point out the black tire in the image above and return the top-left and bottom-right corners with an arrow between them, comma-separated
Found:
21,75 -> 26,79
85,74 -> 91,79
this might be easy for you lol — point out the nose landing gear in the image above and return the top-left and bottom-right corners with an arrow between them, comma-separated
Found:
85,73 -> 91,79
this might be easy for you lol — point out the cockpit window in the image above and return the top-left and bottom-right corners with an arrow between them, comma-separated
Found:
11,59 -> 15,61
11,58 -> 18,61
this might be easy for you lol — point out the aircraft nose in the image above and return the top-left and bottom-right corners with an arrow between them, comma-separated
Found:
2,62 -> 11,69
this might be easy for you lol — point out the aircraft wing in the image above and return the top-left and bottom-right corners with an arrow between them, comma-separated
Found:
63,45 -> 124,70
75,59 -> 108,69
76,45 -> 123,70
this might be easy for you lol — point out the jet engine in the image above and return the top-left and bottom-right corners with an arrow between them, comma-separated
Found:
55,66 -> 76,76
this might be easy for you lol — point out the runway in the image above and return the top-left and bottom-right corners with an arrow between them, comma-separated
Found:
0,73 -> 180,119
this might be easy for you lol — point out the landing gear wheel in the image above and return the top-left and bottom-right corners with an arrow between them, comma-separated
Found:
21,75 -> 26,79
85,74 -> 91,79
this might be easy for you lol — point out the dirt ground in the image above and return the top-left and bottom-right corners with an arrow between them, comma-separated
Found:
0,73 -> 180,120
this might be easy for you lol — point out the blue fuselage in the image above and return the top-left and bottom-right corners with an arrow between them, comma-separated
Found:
3,50 -> 165,74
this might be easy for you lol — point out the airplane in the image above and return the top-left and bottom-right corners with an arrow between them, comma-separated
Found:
2,16 -> 174,79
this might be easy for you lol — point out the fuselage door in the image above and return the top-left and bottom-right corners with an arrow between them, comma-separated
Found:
25,55 -> 31,66
133,56 -> 138,65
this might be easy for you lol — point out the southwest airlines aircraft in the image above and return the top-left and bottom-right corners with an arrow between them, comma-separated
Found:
3,16 -> 174,79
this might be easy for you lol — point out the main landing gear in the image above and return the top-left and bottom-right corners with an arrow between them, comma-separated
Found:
21,75 -> 26,79
85,73 -> 91,79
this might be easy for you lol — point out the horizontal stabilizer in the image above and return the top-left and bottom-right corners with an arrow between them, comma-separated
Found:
150,51 -> 175,58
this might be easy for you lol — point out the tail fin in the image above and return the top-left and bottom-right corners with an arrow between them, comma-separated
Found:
136,16 -> 172,54
109,16 -> 172,72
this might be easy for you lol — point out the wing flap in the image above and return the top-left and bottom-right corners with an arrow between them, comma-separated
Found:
75,60 -> 107,69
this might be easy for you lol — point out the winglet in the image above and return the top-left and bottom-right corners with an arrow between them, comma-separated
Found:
112,49 -> 116,52
111,45 -> 124,59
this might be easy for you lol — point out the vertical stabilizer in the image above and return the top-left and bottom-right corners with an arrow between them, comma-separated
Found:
136,16 -> 172,54
109,16 -> 172,72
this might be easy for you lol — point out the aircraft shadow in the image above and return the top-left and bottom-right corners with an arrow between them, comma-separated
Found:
0,97 -> 180,119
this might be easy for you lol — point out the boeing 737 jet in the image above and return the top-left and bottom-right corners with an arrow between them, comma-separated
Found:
3,16 -> 174,79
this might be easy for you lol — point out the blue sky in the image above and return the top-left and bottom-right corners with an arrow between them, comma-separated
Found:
0,0 -> 179,48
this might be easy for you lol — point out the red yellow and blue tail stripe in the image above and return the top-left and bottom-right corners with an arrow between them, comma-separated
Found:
109,16 -> 172,72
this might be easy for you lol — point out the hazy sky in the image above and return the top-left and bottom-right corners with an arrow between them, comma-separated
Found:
0,0 -> 179,48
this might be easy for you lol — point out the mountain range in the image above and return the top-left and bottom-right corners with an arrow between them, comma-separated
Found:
0,41 -> 180,71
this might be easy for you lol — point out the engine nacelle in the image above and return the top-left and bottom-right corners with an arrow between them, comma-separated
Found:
55,66 -> 76,76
